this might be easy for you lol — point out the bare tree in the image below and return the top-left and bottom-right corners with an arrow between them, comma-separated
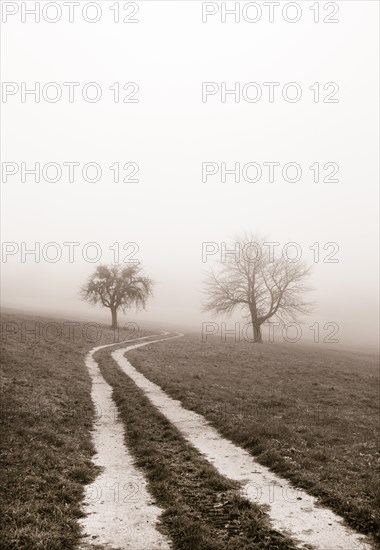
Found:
80,264 -> 154,328
203,234 -> 314,343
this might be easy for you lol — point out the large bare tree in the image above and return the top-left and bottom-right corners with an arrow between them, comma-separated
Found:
203,234 -> 313,343
80,264 -> 154,328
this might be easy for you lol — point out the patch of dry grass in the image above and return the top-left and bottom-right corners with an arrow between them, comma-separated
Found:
0,311 -> 150,549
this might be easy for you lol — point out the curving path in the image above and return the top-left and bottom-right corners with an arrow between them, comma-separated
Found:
110,333 -> 372,550
80,336 -> 171,550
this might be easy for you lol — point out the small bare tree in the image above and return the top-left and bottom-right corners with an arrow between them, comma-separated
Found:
80,264 -> 154,328
203,234 -> 314,343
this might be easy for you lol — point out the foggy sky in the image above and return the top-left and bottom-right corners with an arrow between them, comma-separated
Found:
1,1 -> 379,350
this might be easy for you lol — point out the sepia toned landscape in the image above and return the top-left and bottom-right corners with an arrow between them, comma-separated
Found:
1,1 -> 379,549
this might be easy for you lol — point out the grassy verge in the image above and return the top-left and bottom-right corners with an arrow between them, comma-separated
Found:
0,311 -> 150,550
96,347 -> 299,550
126,335 -> 380,546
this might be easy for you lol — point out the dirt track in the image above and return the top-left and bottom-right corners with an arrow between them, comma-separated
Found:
80,337 -> 171,550
82,333 -> 372,550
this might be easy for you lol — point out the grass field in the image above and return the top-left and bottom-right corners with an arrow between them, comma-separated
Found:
0,311 -> 149,550
126,334 -> 380,546
1,311 -> 379,548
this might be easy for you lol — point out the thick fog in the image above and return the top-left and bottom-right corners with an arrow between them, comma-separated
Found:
1,1 -> 378,350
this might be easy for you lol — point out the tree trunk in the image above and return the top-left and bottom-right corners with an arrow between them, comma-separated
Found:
250,307 -> 263,343
253,323 -> 262,343
110,307 -> 118,329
